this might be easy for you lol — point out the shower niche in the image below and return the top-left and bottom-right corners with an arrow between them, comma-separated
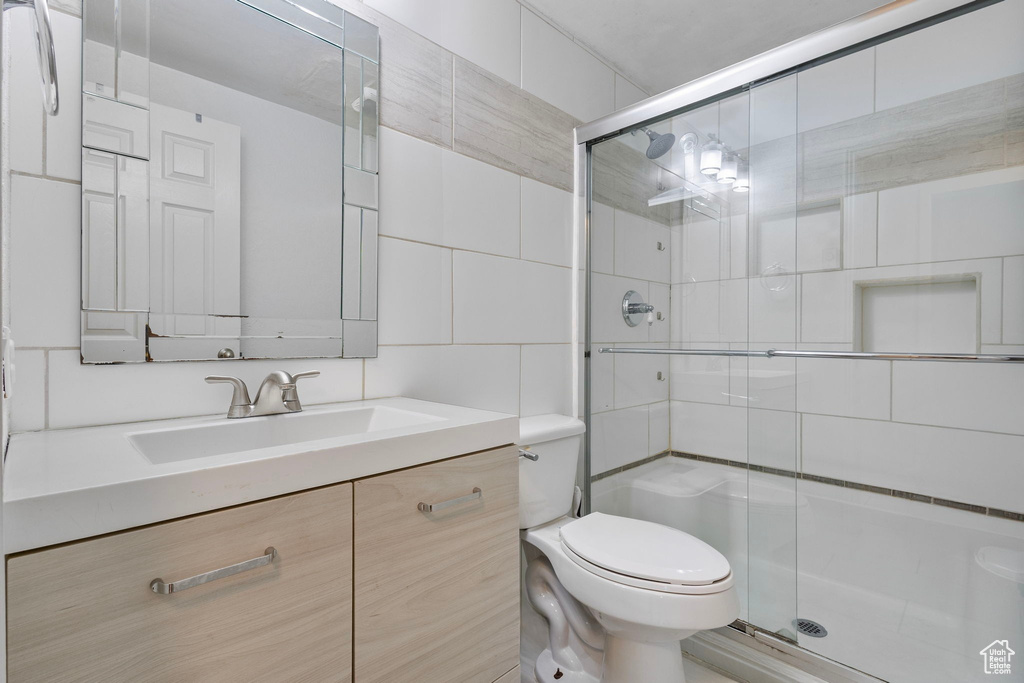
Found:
856,276 -> 979,354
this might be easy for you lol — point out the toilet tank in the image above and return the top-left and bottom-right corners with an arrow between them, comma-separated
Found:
518,414 -> 586,529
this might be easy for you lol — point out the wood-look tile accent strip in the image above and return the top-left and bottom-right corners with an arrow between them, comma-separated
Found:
592,450 -> 1024,522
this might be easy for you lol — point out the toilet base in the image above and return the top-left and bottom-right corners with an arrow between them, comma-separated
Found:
533,648 -> 600,683
601,635 -> 686,683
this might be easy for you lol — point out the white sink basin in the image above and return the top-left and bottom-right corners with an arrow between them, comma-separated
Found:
129,404 -> 444,464
4,397 -> 519,553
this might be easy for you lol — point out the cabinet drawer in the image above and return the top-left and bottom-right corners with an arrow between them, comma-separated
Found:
354,446 -> 519,683
7,483 -> 353,683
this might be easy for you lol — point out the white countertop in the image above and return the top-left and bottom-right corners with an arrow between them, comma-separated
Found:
4,398 -> 518,554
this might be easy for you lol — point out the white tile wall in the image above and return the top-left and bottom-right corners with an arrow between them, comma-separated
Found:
365,344 -> 520,415
521,344 -> 573,417
613,209 -> 670,283
453,251 -> 570,344
378,127 -> 444,243
803,414 -> 1024,511
10,351 -> 45,432
649,401 -> 669,455
877,168 -> 1024,266
797,49 -> 875,133
592,273 -> 649,343
10,176 -> 81,348
795,358 -> 891,420
521,177 -> 572,267
47,351 -> 364,429
590,202 -> 614,274
874,0 -> 1024,110
749,75 -> 797,146
521,8 -> 615,123
591,405 -> 649,474
892,362 -> 1024,436
669,349 -> 729,405
670,401 -> 746,461
748,408 -> 798,470
842,192 -> 878,269
46,11 -> 83,181
7,9 -> 44,175
364,0 -> 522,86
1004,256 -> 1024,344
377,238 -> 452,345
613,351 -> 667,409
441,150 -> 521,258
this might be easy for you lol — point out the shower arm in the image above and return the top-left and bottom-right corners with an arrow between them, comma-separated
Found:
596,347 -> 1024,363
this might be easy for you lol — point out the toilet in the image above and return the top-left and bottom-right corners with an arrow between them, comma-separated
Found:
520,415 -> 739,683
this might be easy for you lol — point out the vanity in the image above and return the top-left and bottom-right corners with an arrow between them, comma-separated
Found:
4,398 -> 521,682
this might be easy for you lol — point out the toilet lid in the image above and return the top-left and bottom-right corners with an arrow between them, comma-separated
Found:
559,513 -> 730,586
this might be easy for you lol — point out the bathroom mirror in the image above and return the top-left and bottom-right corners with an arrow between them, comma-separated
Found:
80,0 -> 379,362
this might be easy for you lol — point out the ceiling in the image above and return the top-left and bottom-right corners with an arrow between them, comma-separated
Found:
524,0 -> 892,95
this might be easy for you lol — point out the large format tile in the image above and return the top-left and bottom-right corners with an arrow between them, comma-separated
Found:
876,167 -> 1024,266
521,8 -> 614,123
7,9 -> 44,175
591,139 -> 673,225
364,0 -> 521,86
441,149 -> 521,257
521,344 -> 573,417
48,351 -> 364,429
591,406 -> 649,474
803,414 -> 1024,512
453,57 -> 577,192
376,238 -> 452,345
10,350 -> 46,433
613,350 -> 668,409
365,344 -> 520,415
795,358 -> 891,420
591,274 -> 649,344
521,177 -> 572,267
614,210 -> 670,283
378,127 -> 444,242
452,252 -> 570,344
10,176 -> 81,348
589,201 -> 615,274
670,401 -> 746,461
46,10 -> 83,180
1004,256 -> 1024,345
892,361 -> 1024,436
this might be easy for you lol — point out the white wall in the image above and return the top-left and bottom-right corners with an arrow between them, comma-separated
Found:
3,0 -> 646,433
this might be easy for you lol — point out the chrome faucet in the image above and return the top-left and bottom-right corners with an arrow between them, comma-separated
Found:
206,370 -> 320,419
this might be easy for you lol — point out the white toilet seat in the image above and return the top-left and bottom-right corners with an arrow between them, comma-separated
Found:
558,512 -> 733,595
560,541 -> 734,595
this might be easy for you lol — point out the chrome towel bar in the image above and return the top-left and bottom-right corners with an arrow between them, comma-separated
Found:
150,547 -> 277,595
596,348 -> 1024,363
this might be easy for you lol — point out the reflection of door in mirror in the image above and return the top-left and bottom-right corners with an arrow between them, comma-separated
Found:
148,104 -> 241,361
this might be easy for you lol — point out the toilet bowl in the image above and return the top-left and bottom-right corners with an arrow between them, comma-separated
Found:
520,415 -> 739,683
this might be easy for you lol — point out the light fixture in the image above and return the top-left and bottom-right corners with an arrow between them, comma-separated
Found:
733,160 -> 749,192
718,153 -> 738,185
699,137 -> 723,177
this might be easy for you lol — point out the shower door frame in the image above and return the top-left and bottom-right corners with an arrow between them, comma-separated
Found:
574,0 -> 1010,678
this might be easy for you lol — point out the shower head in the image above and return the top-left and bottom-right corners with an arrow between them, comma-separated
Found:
634,126 -> 676,159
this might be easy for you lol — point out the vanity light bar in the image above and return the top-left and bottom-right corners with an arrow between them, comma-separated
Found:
596,348 -> 1024,363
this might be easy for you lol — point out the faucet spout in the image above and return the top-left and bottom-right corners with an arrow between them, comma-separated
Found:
206,370 -> 320,419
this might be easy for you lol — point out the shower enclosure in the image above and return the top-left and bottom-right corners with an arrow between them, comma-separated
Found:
576,0 -> 1024,681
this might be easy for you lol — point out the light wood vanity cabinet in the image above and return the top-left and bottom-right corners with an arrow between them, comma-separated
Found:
6,446 -> 519,683
353,445 -> 520,683
6,483 -> 354,683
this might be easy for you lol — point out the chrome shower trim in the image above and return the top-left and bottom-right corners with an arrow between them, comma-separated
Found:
574,0 -> 995,146
596,347 -> 1024,363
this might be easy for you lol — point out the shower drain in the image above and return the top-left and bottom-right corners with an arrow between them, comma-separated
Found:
793,618 -> 828,638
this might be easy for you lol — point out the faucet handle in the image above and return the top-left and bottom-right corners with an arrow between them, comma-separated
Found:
205,375 -> 252,407
291,370 -> 320,383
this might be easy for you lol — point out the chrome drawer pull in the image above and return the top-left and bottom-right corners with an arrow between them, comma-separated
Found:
418,488 -> 482,513
150,547 -> 277,595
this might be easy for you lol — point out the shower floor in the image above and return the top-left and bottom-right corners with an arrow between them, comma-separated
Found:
593,457 -> 1024,683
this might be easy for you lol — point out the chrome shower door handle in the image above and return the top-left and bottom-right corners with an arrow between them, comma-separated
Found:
418,487 -> 483,513
150,547 -> 277,595
4,0 -> 60,115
